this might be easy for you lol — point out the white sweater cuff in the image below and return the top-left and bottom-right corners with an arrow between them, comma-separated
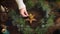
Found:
16,0 -> 26,9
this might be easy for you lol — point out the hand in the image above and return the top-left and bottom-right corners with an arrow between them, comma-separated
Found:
19,8 -> 29,17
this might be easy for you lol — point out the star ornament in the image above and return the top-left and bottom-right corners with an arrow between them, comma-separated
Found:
26,13 -> 37,24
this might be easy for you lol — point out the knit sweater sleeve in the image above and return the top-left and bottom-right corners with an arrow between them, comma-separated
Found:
15,0 -> 26,9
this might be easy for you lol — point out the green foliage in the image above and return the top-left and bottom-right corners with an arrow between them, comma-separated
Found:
23,25 -> 34,34
8,0 -> 56,34
8,9 -> 25,25
56,0 -> 60,2
46,14 -> 54,27
25,0 -> 36,10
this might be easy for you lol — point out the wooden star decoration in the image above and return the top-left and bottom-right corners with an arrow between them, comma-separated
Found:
26,13 -> 36,24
